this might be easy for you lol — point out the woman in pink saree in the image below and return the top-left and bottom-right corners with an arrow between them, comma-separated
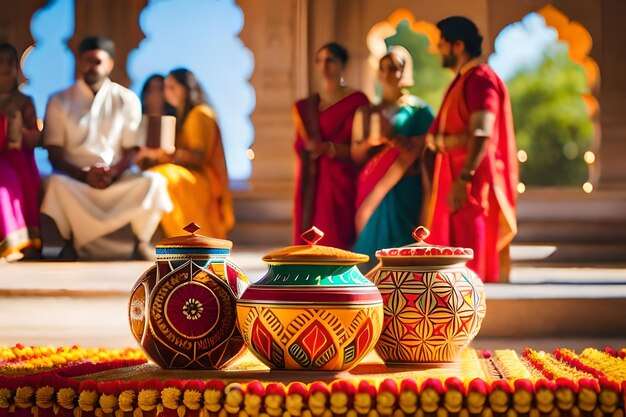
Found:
292,42 -> 369,249
0,43 -> 41,262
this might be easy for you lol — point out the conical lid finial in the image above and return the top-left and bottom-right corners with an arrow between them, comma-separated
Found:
183,222 -> 201,235
300,226 -> 324,246
263,225 -> 368,265
412,226 -> 430,243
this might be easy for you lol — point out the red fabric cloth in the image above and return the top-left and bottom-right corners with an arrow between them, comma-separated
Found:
0,114 -> 6,149
426,64 -> 518,282
5,147 -> 41,233
355,146 -> 400,209
292,92 -> 369,249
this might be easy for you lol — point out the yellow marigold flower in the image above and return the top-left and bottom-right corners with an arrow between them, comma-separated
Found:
36,386 -> 56,408
99,394 -> 119,413
162,387 -> 182,410
183,390 -> 202,410
137,390 -> 160,411
0,388 -> 13,408
15,386 -> 35,408
57,388 -> 77,410
78,391 -> 99,412
118,391 -> 136,412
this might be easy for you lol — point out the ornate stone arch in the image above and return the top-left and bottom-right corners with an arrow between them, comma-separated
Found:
537,4 -> 600,187
490,5 -> 600,189
364,8 -> 443,104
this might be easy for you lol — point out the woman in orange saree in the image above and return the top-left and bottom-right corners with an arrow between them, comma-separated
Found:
138,68 -> 233,238
292,43 -> 369,249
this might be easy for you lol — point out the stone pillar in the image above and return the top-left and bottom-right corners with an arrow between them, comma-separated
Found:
0,0 -> 46,55
71,0 -> 146,87
238,0 -> 304,190
598,0 -> 626,186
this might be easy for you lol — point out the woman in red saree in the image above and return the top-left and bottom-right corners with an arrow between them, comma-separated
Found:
292,43 -> 369,248
0,43 -> 41,262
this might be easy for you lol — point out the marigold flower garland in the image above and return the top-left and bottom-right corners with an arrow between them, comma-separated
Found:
0,344 -> 147,377
604,347 -> 626,359
0,345 -> 625,417
493,349 -> 534,380
522,348 -> 593,380
556,348 -> 626,382
553,348 -> 608,380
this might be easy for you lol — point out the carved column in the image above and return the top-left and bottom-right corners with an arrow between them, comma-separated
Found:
0,0 -> 46,55
238,0 -> 304,189
598,0 -> 626,186
71,0 -> 146,87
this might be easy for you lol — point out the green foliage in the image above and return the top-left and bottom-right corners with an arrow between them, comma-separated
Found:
507,42 -> 593,186
384,21 -> 453,112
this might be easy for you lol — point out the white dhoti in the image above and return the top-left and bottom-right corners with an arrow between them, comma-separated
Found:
41,171 -> 173,251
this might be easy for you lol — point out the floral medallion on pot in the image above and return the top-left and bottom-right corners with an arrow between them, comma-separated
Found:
129,222 -> 249,369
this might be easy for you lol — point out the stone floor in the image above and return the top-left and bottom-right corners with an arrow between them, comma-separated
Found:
1,246 -> 626,352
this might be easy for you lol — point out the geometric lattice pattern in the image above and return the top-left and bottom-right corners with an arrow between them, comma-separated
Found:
371,267 -> 486,364
237,304 -> 383,371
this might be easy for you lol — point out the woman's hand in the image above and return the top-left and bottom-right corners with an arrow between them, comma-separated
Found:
20,127 -> 41,150
136,148 -> 168,170
304,140 -> 330,159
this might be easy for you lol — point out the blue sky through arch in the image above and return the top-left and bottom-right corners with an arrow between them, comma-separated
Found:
489,13 -> 558,82
127,0 -> 255,182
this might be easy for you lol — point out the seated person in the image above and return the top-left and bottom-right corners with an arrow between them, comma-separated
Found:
41,36 -> 172,260
0,42 -> 41,262
136,68 -> 234,239
140,74 -> 175,117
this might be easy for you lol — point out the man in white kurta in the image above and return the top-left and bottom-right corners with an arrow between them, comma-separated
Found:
41,36 -> 172,259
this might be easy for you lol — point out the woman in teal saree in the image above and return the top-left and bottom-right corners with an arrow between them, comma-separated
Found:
351,47 -> 434,271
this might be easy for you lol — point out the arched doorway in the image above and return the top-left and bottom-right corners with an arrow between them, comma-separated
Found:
127,0 -> 255,184
21,0 -> 75,177
365,8 -> 452,111
489,5 -> 600,191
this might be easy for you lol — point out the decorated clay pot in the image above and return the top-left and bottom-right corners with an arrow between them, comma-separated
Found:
366,226 -> 486,367
129,223 -> 249,369
237,227 -> 384,371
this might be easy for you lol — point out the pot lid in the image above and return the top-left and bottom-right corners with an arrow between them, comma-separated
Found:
262,226 -> 369,265
375,226 -> 473,260
156,222 -> 232,254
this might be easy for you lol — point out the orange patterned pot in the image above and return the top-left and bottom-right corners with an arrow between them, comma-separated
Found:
366,226 -> 486,367
237,227 -> 384,371
129,223 -> 249,369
